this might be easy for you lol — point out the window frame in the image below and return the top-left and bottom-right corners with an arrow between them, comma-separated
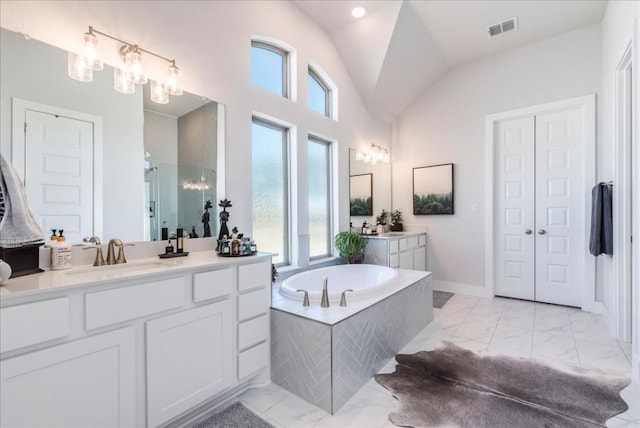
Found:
251,41 -> 289,98
308,67 -> 331,117
251,116 -> 291,267
307,135 -> 333,260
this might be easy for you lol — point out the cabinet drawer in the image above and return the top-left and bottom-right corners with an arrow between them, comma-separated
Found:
389,240 -> 399,254
419,234 -> 426,246
399,238 -> 408,251
238,342 -> 269,380
193,268 -> 234,302
238,287 -> 269,321
238,315 -> 268,350
408,236 -> 419,249
1,298 -> 70,353
238,261 -> 270,291
390,253 -> 399,268
86,277 -> 185,330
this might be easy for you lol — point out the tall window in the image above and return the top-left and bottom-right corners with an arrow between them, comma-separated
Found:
308,136 -> 332,259
252,118 -> 289,265
308,68 -> 330,117
251,41 -> 288,97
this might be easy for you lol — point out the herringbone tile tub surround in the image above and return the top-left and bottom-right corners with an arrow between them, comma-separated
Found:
270,271 -> 432,414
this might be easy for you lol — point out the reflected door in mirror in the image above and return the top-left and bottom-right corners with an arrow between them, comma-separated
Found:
25,109 -> 95,243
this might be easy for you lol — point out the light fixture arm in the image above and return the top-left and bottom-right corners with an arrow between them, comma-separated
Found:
87,26 -> 177,66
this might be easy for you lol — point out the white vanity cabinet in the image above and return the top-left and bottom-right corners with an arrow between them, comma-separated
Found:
364,233 -> 427,271
0,327 -> 136,428
146,300 -> 234,427
0,253 -> 272,428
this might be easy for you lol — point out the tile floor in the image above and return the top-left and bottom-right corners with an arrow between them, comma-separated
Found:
238,294 -> 640,427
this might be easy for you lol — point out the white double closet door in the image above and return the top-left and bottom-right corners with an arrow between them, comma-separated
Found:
495,107 -> 586,307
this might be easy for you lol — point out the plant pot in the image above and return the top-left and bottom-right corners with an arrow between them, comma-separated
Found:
348,254 -> 365,264
390,223 -> 404,232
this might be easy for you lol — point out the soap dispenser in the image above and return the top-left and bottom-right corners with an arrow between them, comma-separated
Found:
51,230 -> 72,270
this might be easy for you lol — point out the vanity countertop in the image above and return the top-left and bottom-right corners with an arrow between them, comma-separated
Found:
0,251 -> 274,301
360,231 -> 425,240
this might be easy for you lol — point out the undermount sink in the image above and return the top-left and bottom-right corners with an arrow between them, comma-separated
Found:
64,261 -> 172,280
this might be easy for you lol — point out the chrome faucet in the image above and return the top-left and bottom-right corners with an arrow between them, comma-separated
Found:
82,236 -> 106,266
321,276 -> 330,308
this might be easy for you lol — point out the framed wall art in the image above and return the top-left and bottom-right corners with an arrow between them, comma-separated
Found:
349,173 -> 373,216
413,163 -> 454,215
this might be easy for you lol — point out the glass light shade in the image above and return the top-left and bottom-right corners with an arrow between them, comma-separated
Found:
114,68 -> 135,94
67,52 -> 93,82
82,31 -> 103,71
125,48 -> 147,84
164,64 -> 183,96
150,80 -> 169,104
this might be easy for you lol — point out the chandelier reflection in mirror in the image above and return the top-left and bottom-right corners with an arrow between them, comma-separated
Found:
354,143 -> 390,164
67,26 -> 183,104
183,176 -> 211,191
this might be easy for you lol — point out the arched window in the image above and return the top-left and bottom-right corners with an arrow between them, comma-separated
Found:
251,41 -> 289,98
308,67 -> 331,117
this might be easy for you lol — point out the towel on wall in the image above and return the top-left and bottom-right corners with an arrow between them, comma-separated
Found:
589,182 -> 613,256
0,155 -> 44,248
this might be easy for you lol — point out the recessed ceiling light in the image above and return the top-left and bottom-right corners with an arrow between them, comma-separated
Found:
352,6 -> 366,18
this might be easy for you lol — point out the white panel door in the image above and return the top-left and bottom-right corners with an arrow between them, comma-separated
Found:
495,117 -> 536,300
146,300 -> 233,427
0,327 -> 135,428
495,107 -> 587,307
534,108 -> 585,306
25,110 -> 94,243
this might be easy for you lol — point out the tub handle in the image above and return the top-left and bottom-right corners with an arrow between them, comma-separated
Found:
340,289 -> 354,307
296,289 -> 310,307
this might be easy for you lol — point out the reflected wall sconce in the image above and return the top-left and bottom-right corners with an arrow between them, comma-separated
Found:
354,143 -> 390,164
67,26 -> 183,104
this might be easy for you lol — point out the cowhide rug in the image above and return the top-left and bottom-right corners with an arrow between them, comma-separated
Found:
375,342 -> 630,428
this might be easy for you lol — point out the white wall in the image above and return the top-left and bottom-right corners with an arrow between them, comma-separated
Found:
599,0 -> 639,377
0,1 -> 391,265
392,24 -> 601,293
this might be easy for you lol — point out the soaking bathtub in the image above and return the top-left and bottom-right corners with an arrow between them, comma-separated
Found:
271,264 -> 433,414
279,264 -> 400,304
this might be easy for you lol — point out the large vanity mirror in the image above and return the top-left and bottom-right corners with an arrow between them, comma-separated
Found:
0,27 -> 224,244
348,148 -> 391,229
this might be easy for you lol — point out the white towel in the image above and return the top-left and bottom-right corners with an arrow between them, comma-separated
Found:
0,155 -> 44,248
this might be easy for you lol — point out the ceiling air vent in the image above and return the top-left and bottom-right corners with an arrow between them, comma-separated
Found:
487,17 -> 518,38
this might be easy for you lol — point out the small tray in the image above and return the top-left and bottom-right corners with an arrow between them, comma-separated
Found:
158,252 -> 189,259
217,251 -> 257,257
360,233 -> 378,236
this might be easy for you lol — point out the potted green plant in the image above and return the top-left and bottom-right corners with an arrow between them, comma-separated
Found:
375,209 -> 389,226
390,210 -> 403,231
335,231 -> 367,264
375,209 -> 390,233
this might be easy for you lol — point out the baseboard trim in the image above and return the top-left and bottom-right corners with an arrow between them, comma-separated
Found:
582,300 -> 607,315
432,280 -> 492,298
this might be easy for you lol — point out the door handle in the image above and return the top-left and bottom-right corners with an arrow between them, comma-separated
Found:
525,229 -> 532,235
538,229 -> 546,235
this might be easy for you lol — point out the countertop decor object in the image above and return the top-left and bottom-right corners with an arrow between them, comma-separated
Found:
158,252 -> 189,259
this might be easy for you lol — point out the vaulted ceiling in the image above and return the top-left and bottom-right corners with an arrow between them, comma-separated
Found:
293,0 -> 608,122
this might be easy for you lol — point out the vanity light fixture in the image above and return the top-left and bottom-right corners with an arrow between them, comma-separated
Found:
67,26 -> 183,104
355,143 -> 390,164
